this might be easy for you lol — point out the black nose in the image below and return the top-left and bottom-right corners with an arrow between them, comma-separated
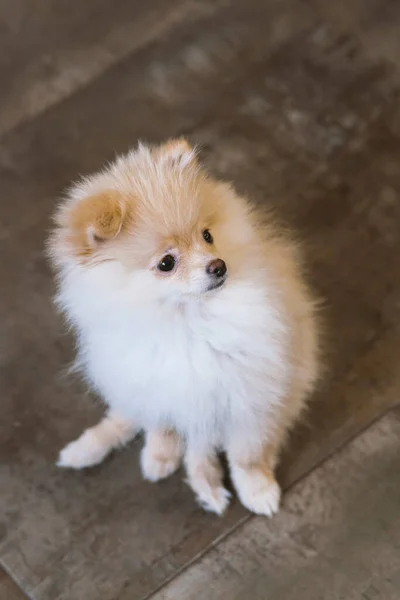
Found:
207,258 -> 227,278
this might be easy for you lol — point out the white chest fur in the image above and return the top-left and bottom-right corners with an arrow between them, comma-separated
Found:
63,270 -> 291,445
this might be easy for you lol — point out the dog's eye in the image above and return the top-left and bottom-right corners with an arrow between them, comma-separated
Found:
158,254 -> 176,272
203,229 -> 213,244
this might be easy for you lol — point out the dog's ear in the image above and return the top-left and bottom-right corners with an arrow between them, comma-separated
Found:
71,191 -> 126,247
56,190 -> 130,259
155,138 -> 196,167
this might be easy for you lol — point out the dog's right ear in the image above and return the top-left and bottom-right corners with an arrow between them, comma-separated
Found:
54,190 -> 130,259
71,191 -> 126,246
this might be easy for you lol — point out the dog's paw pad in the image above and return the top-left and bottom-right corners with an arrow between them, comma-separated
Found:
57,430 -> 108,469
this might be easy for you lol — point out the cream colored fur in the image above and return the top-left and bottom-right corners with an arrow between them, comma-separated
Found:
49,139 -> 320,516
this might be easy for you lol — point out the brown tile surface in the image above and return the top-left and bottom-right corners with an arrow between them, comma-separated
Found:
151,409 -> 400,600
0,0 -> 221,136
1,1 -> 400,599
312,0 -> 400,67
0,567 -> 28,600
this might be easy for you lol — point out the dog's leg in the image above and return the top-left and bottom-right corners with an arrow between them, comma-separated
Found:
57,412 -> 137,469
227,438 -> 281,516
185,446 -> 231,515
141,429 -> 184,482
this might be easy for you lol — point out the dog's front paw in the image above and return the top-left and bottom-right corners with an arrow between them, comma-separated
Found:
57,430 -> 109,469
233,468 -> 281,516
141,449 -> 181,482
195,485 -> 231,516
186,453 -> 231,516
140,430 -> 183,482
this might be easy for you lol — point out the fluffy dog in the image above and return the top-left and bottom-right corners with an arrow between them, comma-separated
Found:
49,139 -> 319,516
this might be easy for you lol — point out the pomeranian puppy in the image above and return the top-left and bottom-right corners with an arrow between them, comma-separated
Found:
49,139 -> 319,516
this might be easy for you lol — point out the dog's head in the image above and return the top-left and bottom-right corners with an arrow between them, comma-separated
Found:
49,139 -> 258,302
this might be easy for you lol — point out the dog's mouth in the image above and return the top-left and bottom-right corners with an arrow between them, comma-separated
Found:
207,277 -> 226,292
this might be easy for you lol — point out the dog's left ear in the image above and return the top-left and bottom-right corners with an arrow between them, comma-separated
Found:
155,138 -> 196,167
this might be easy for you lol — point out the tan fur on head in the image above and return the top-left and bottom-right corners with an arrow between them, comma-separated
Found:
48,138 -> 202,268
155,137 -> 194,163
50,189 -> 131,263
71,191 -> 128,251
